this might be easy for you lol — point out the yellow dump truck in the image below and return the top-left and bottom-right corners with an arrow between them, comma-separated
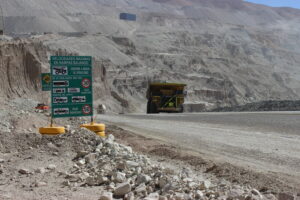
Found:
146,83 -> 186,114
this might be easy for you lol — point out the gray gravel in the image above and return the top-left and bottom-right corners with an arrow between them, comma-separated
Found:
99,112 -> 300,189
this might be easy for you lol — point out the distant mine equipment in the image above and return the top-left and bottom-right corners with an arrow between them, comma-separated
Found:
119,13 -> 137,21
97,104 -> 107,114
146,83 -> 186,114
35,103 -> 49,111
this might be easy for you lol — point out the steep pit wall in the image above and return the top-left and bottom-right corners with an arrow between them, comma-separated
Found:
0,41 -> 47,99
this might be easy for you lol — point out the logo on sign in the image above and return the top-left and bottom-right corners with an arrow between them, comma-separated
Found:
82,105 -> 92,115
53,66 -> 68,75
68,88 -> 80,93
54,108 -> 69,115
81,78 -> 91,88
53,81 -> 69,87
53,88 -> 66,94
72,96 -> 86,103
53,97 -> 68,104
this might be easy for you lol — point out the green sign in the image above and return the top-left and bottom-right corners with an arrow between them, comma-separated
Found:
41,73 -> 51,91
50,56 -> 93,118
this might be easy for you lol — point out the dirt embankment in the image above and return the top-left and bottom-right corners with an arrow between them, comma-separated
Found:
0,41 -> 46,99
212,100 -> 300,112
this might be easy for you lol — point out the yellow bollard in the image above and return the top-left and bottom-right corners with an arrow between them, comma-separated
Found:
96,131 -> 106,137
39,117 -> 65,135
39,126 -> 65,135
80,122 -> 106,137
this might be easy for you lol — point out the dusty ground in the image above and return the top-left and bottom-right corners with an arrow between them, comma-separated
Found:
0,110 -> 106,199
108,125 -> 299,195
0,98 -> 107,199
0,98 -> 296,199
0,123 -> 288,200
99,114 -> 300,195
99,113 -> 300,181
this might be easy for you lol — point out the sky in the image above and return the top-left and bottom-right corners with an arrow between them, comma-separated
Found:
245,0 -> 300,9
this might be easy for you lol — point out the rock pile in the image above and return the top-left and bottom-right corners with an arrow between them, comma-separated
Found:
63,131 -> 278,200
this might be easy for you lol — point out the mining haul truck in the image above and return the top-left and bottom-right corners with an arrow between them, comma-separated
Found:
146,83 -> 186,114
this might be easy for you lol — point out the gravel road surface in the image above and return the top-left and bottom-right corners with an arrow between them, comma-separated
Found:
99,112 -> 300,186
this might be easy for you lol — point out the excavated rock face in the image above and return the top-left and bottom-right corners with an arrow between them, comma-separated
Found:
0,41 -> 45,99
3,29 -> 300,112
2,0 -> 300,112
41,27 -> 300,112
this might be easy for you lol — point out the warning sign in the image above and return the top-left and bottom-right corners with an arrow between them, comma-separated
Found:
50,56 -> 93,118
81,78 -> 91,88
41,73 -> 51,91
82,105 -> 92,115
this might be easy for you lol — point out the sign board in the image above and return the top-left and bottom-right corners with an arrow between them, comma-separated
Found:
41,73 -> 51,91
50,56 -> 93,118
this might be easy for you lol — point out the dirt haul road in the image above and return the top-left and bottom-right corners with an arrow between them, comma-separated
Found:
99,112 -> 300,190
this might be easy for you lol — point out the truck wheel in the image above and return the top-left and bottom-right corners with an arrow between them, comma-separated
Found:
147,101 -> 151,114
179,105 -> 184,113
150,102 -> 158,114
